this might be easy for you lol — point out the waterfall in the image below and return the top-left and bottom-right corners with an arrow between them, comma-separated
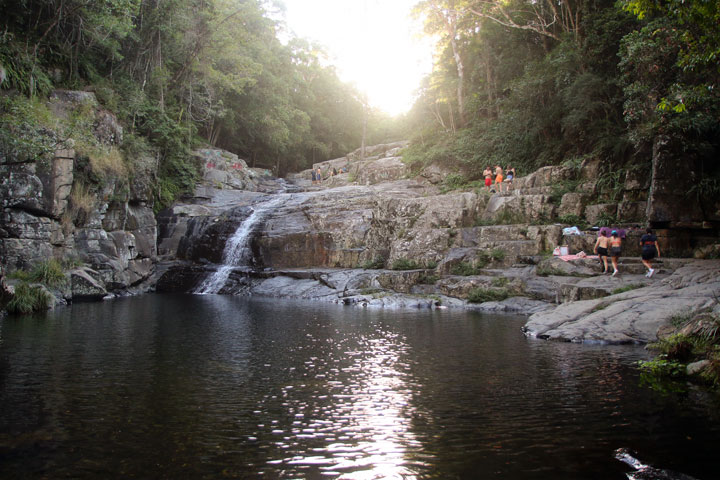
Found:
195,195 -> 286,294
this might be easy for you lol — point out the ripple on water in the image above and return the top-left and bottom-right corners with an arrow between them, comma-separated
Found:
1,296 -> 719,480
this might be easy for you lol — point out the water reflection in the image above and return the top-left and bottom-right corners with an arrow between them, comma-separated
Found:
1,296 -> 720,479
255,321 -> 424,478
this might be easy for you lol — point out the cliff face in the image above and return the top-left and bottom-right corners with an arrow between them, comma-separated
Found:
157,140 -> 719,288
156,143 -> 573,293
0,90 -> 274,302
0,91 -> 158,298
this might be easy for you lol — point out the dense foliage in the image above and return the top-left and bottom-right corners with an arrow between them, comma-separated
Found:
405,0 -> 720,192
2,0 -> 718,206
0,0 -> 400,207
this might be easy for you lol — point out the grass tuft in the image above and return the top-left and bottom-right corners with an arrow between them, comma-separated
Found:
6,283 -> 52,314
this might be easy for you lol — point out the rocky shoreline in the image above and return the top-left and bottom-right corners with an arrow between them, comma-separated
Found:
151,256 -> 719,345
2,98 -> 718,348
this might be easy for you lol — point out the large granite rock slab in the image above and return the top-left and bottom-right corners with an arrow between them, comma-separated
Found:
523,260 -> 720,344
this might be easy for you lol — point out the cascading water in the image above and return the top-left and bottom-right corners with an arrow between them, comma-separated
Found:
195,195 -> 287,294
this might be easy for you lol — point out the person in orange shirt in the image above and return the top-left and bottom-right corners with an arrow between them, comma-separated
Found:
494,165 -> 504,193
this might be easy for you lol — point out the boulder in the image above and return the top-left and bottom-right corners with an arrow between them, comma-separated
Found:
0,238 -> 55,271
513,165 -> 571,191
194,148 -> 258,192
686,360 -> 710,376
355,156 -> 409,185
0,168 -> 45,213
129,153 -> 159,203
558,192 -> 588,218
93,110 -> 123,146
70,268 -> 108,301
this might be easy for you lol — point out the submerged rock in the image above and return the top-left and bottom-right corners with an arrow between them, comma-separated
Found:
615,448 -> 700,480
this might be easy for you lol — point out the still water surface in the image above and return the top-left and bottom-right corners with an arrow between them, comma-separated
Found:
1,294 -> 719,479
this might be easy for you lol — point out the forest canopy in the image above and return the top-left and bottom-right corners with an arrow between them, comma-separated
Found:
403,0 -> 719,196
1,0 -> 718,206
0,0 -> 402,205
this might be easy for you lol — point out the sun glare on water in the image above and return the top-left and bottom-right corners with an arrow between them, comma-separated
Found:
282,0 -> 433,116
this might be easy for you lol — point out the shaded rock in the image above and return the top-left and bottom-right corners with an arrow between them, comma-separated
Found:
93,110 -> 123,146
617,201 -> 646,223
584,203 -> 617,225
419,163 -> 455,185
0,238 -> 55,271
686,360 -> 710,376
467,296 -> 553,314
0,169 -> 45,213
252,275 -> 339,300
647,135 -> 705,226
70,268 -> 108,300
154,262 -> 208,293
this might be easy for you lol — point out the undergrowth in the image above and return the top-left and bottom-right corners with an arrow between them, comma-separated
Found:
467,287 -> 510,303
5,283 -> 53,314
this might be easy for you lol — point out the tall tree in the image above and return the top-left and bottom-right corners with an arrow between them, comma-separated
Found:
414,0 -> 469,127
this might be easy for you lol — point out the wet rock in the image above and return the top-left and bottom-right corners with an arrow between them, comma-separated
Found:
615,448 -> 700,480
467,296 -> 553,315
252,275 -> 339,300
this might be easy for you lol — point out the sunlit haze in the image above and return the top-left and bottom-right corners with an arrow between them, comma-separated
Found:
282,0 -> 433,116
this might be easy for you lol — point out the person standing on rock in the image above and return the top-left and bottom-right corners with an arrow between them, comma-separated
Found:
594,230 -> 610,274
316,167 -> 322,183
311,169 -> 317,184
609,230 -> 622,276
494,165 -> 504,193
483,166 -> 493,192
640,228 -> 660,277
504,166 -> 516,192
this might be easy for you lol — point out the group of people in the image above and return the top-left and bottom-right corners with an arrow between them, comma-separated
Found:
311,165 -> 347,184
593,227 -> 660,277
483,165 -> 515,193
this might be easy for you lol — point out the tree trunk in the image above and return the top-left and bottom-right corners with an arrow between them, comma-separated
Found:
447,15 -> 466,126
361,94 -> 368,160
